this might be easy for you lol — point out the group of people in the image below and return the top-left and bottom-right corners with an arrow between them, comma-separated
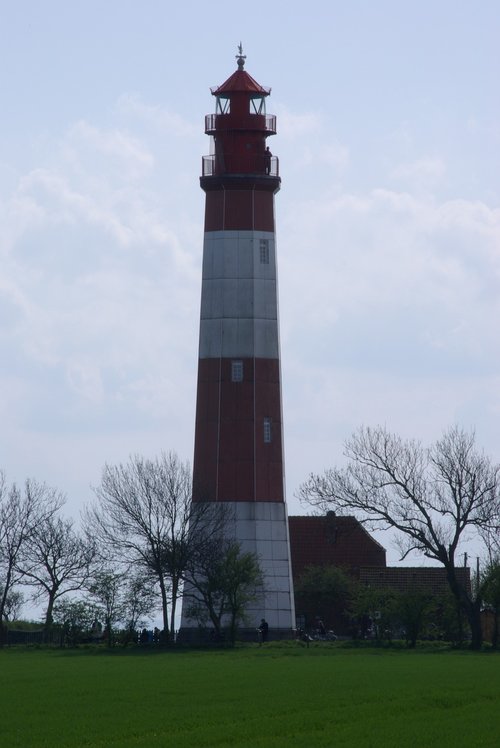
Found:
139,627 -> 162,644
258,616 -> 334,645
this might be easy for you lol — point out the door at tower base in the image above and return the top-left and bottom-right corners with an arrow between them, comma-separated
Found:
179,501 -> 295,641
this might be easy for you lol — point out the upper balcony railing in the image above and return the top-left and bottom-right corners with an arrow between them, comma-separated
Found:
205,113 -> 277,135
202,154 -> 279,178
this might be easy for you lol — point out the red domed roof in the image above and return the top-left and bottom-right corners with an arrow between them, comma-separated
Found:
211,69 -> 270,97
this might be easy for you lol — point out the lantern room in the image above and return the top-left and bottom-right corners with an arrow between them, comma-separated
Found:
202,47 -> 279,178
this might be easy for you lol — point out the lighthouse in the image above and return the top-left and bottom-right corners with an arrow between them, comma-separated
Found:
181,48 -> 295,638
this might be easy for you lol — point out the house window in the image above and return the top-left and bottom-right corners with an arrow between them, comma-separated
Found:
231,360 -> 243,382
259,239 -> 269,264
263,418 -> 272,443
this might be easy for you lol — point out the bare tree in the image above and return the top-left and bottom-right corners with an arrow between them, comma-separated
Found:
52,598 -> 99,647
85,568 -> 157,647
0,476 -> 63,645
120,573 -> 157,643
480,525 -> 500,564
17,514 -> 96,635
88,569 -> 124,647
0,588 -> 23,622
298,426 -> 500,649
85,452 -> 227,640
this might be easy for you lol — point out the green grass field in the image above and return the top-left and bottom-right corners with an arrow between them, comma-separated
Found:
1,644 -> 499,747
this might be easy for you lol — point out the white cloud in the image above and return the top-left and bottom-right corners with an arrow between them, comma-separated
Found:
391,156 -> 446,181
66,358 -> 104,403
0,106 -> 202,454
275,105 -> 349,174
466,116 -> 500,140
274,106 -> 323,141
18,168 -> 136,246
116,93 -> 199,137
280,186 -> 500,389
322,142 -> 350,170
67,120 -> 155,174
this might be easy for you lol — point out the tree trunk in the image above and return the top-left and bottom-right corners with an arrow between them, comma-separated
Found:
229,612 -> 237,646
445,564 -> 483,649
206,595 -> 224,639
169,578 -> 179,643
0,567 -> 13,648
459,594 -> 482,649
106,622 -> 113,648
44,590 -> 57,642
467,604 -> 483,649
158,575 -> 170,640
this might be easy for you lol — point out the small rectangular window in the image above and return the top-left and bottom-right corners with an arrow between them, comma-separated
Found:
263,418 -> 272,443
231,361 -> 243,382
259,239 -> 269,265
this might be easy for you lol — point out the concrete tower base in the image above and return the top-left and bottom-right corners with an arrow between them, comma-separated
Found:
179,502 -> 295,641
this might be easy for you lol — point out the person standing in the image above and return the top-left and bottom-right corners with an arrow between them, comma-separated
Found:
264,146 -> 272,174
258,618 -> 269,644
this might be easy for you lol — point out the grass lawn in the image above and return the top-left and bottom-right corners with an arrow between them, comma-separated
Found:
0,644 -> 499,747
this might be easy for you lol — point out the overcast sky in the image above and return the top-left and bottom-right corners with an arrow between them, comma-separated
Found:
1,1 -> 499,565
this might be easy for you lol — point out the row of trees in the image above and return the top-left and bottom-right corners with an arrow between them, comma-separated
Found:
2,426 -> 499,648
299,426 -> 500,649
295,562 -> 500,648
0,454 -> 263,646
85,453 -> 263,642
0,473 -> 92,645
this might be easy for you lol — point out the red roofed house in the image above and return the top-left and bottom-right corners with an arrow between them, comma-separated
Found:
288,513 -> 471,636
288,513 -> 386,578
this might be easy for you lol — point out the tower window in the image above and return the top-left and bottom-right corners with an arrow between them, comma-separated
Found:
231,360 -> 243,382
263,418 -> 272,443
259,239 -> 269,264
216,96 -> 230,114
250,96 -> 266,115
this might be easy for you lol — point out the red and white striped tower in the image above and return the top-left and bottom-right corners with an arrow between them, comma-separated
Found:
181,48 -> 295,636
